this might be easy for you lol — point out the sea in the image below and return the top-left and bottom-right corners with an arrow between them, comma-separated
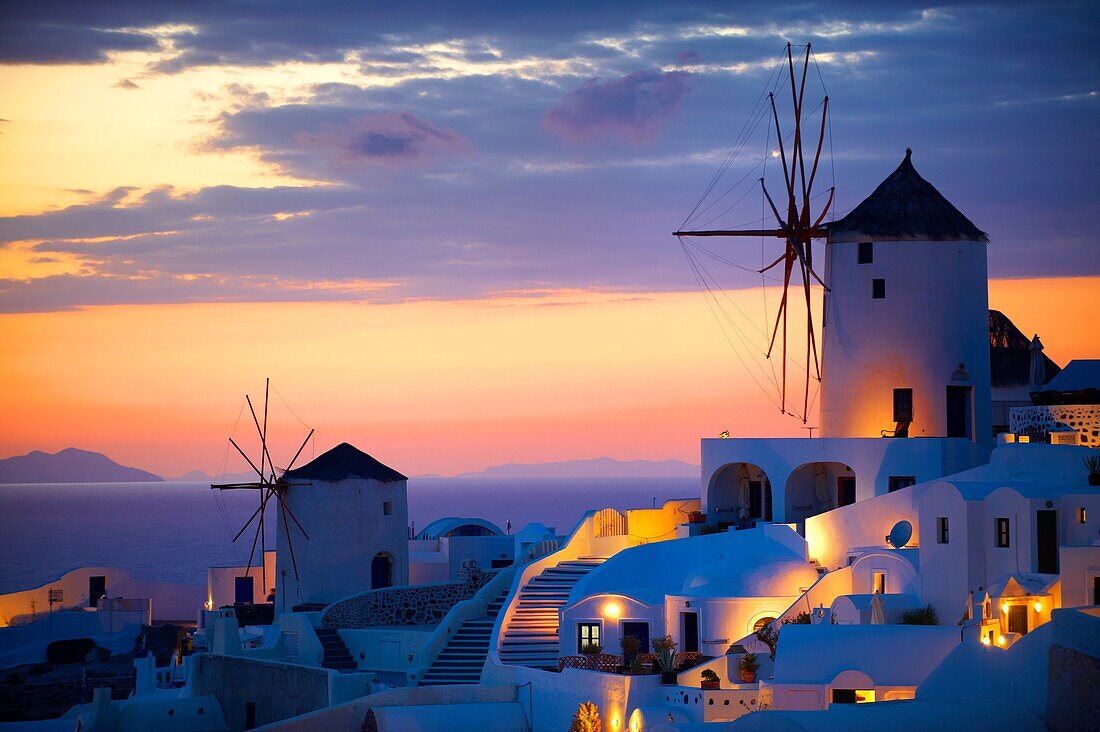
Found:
0,477 -> 698,593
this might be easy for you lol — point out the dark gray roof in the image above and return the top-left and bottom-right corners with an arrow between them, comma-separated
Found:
829,149 -> 988,243
282,442 -> 406,483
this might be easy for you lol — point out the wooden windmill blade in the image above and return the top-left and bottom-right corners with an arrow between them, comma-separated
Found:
211,379 -> 314,603
674,42 -> 832,423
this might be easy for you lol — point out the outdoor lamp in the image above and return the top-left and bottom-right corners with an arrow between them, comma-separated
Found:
603,601 -> 622,619
1034,601 -> 1042,612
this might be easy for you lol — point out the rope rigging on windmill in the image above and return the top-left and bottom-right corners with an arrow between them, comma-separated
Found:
675,42 -> 835,425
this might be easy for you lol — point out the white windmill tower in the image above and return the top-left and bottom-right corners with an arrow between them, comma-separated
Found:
819,149 -> 992,444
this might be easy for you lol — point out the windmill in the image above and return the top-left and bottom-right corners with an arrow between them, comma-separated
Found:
675,42 -> 833,423
211,379 -> 314,603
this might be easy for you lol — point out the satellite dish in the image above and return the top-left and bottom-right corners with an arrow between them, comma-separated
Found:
886,520 -> 913,549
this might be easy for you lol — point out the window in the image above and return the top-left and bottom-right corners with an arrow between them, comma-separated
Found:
995,517 -> 1010,548
578,622 -> 601,653
382,500 -> 392,516
832,689 -> 875,704
752,616 -> 777,633
937,517 -> 949,544
893,388 -> 914,423
888,476 -> 916,492
873,571 -> 886,595
858,241 -> 874,264
1078,507 -> 1087,524
872,278 -> 886,299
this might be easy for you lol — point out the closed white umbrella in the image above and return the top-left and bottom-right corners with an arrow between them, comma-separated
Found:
737,466 -> 751,519
870,592 -> 886,625
965,591 -> 974,622
1029,334 -> 1046,392
813,463 -> 832,508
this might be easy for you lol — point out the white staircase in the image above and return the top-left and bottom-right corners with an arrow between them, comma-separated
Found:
418,585 -> 510,686
498,556 -> 607,670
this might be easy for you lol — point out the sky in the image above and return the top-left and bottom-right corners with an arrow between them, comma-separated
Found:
0,1 -> 1097,477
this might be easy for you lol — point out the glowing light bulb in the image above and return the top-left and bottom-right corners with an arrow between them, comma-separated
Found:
1001,602 -> 1009,615
997,634 -> 1006,646
1033,601 -> 1042,612
603,601 -> 622,619
981,636 -> 991,646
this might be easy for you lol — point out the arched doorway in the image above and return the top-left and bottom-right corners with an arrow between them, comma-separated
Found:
785,462 -> 855,526
707,463 -> 772,529
371,552 -> 393,589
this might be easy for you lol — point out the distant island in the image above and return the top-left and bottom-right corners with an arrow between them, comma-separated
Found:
172,469 -> 260,483
0,448 -> 163,484
450,457 -> 699,480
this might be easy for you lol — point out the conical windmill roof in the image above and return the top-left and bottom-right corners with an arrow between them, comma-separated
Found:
829,149 -> 988,243
283,442 -> 407,483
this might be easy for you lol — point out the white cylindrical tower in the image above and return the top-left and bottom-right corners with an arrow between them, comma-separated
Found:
820,150 -> 991,445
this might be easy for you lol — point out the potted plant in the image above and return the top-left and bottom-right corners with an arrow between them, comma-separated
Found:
1086,454 -> 1100,486
653,635 -> 678,684
626,658 -> 645,675
700,668 -> 721,690
688,510 -> 706,524
738,652 -> 760,683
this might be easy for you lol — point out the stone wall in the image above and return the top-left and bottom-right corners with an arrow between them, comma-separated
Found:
321,566 -> 492,629
1010,404 -> 1100,446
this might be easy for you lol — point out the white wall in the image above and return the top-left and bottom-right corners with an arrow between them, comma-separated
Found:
277,477 -> 410,607
805,483 -> 922,571
820,238 -> 991,444
560,595 -> 662,657
337,627 -> 431,672
1060,546 -> 1100,608
208,550 -> 277,609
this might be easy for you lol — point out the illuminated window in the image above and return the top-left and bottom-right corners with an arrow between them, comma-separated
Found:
937,517 -> 949,544
995,517 -> 1010,548
873,571 -> 887,595
832,689 -> 876,704
753,616 -> 777,633
858,241 -> 874,264
872,278 -> 886,299
578,622 -> 601,653
1078,507 -> 1087,524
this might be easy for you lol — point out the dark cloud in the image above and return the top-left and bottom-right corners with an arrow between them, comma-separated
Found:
299,112 -> 473,166
544,70 -> 692,145
113,78 -> 140,89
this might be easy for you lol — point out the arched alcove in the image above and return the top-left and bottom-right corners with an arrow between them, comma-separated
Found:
785,462 -> 855,525
707,463 -> 772,529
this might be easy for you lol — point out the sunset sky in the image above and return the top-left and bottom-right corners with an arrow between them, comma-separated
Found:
1,2 -> 1097,477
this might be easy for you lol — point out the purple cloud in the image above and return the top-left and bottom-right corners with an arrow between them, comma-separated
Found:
544,69 -> 691,145
298,112 -> 472,167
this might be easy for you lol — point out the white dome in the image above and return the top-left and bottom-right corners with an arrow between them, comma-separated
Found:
681,555 -> 819,598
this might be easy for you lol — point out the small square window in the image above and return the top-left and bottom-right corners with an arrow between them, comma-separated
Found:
872,278 -> 886,299
383,501 -> 393,516
888,476 -> 916,492
578,622 -> 601,653
1077,507 -> 1087,524
858,241 -> 874,264
937,516 -> 949,544
995,517 -> 1010,548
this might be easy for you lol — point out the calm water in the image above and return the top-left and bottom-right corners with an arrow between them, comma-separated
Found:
0,477 -> 697,593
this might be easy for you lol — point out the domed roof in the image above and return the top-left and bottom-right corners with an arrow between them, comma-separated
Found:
681,555 -> 819,598
828,149 -> 987,244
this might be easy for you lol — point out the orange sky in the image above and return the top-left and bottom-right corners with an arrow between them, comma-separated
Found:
1,276 -> 1096,478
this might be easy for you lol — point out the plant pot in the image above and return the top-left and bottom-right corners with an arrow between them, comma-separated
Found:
661,671 -> 678,685
688,513 -> 705,524
700,680 -> 721,690
1088,475 -> 1100,487
740,669 -> 757,683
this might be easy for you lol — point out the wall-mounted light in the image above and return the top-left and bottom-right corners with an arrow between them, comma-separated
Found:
602,601 -> 622,619
1000,602 -> 1009,615
981,636 -> 991,646
1033,601 -> 1042,613
996,634 -> 1006,646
